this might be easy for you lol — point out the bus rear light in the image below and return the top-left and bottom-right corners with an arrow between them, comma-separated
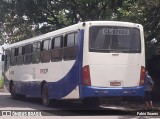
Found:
139,66 -> 145,86
82,65 -> 91,86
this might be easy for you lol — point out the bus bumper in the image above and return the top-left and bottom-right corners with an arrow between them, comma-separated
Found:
80,85 -> 144,98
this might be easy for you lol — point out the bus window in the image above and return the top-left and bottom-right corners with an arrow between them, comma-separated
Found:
18,47 -> 23,55
89,26 -> 141,53
33,42 -> 41,53
4,50 -> 10,71
32,42 -> 41,63
53,37 -> 61,49
41,39 -> 51,63
24,44 -> 32,64
10,48 -> 17,66
63,32 -> 78,61
17,46 -> 23,65
51,36 -> 63,62
67,34 -> 75,47
42,39 -> 50,51
75,33 -> 78,45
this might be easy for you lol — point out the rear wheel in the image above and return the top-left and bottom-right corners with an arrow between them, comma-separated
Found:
42,84 -> 51,107
10,82 -> 17,99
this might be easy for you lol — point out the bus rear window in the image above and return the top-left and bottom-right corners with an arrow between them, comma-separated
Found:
89,26 -> 141,53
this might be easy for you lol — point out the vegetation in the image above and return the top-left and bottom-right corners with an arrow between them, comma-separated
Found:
0,1 -> 159,44
0,0 -> 160,98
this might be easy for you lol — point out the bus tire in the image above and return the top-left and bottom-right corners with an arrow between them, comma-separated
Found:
42,84 -> 51,107
10,82 -> 18,100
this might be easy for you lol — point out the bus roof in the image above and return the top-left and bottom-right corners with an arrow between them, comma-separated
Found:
3,21 -> 142,50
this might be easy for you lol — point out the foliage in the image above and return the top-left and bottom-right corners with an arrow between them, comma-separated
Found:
0,0 -> 160,58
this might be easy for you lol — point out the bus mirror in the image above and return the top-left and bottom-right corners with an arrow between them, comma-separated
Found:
1,55 -> 5,61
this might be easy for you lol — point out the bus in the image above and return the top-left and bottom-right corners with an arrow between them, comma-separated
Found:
2,21 -> 145,106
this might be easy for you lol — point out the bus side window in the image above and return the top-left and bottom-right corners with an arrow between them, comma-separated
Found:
4,50 -> 10,71
63,32 -> 78,60
24,44 -> 32,64
41,39 -> 51,63
10,48 -> 17,66
51,36 -> 63,62
4,55 -> 8,66
1,55 -> 4,61
17,46 -> 23,65
32,42 -> 41,64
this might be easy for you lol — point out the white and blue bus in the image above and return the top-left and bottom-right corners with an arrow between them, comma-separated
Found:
2,21 -> 145,106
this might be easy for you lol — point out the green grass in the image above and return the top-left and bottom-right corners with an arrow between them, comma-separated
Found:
0,76 -> 4,89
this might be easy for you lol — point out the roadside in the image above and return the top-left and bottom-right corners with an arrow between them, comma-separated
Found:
1,88 -> 160,111
0,88 -> 6,92
0,86 -> 8,93
101,99 -> 160,111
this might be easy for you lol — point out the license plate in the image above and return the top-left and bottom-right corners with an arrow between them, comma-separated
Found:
110,81 -> 121,86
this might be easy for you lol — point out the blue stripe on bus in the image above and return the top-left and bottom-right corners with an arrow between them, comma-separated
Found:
80,85 -> 144,98
47,59 -> 79,99
47,30 -> 85,99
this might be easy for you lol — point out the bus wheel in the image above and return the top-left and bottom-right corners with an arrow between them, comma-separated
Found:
42,84 -> 51,107
82,98 -> 100,107
10,82 -> 17,99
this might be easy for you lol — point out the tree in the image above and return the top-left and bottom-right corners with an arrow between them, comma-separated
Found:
1,0 -> 160,52
104,0 -> 160,61
0,0 -> 123,43
0,0 -> 35,43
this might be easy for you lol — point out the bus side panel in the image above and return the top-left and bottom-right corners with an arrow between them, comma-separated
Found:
48,30 -> 84,99
3,30 -> 85,100
48,60 -> 79,99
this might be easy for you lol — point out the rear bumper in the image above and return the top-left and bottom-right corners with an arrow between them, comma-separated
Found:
80,85 -> 144,98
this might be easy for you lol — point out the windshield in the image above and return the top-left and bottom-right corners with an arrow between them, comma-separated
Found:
89,26 -> 141,53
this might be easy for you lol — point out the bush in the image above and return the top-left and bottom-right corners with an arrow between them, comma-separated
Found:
0,76 -> 4,89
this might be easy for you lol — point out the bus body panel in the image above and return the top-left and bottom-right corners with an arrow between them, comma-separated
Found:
88,53 -> 143,87
80,21 -> 145,98
5,59 -> 79,98
80,85 -> 144,98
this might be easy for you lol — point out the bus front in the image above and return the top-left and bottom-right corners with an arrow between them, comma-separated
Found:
80,21 -> 145,101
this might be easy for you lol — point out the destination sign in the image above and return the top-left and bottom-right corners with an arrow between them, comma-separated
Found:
103,28 -> 129,35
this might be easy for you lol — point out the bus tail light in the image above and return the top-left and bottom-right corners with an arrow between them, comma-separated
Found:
82,65 -> 91,86
139,66 -> 145,86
